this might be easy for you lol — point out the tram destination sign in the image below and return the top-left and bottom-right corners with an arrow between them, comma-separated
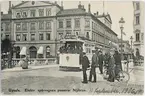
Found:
64,35 -> 78,39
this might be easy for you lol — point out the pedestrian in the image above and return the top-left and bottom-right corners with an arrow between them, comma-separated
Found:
89,50 -> 98,82
98,51 -> 104,74
104,52 -> 110,74
21,55 -> 28,69
81,52 -> 90,84
114,50 -> 122,78
107,49 -> 115,82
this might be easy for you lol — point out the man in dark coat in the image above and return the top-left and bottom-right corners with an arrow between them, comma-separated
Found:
89,50 -> 98,82
81,52 -> 90,83
114,50 -> 122,78
108,50 -> 115,82
98,51 -> 104,74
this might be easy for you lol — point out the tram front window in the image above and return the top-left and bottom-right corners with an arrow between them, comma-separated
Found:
59,41 -> 83,54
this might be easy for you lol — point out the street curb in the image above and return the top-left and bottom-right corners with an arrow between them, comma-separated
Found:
1,65 -> 58,72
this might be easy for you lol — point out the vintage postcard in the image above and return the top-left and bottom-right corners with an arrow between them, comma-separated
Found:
0,0 -> 144,95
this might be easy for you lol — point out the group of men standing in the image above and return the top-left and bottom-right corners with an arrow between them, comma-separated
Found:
81,48 -> 122,84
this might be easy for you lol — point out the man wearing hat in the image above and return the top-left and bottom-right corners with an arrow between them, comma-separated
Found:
89,49 -> 98,82
98,50 -> 104,74
107,48 -> 115,82
81,51 -> 90,84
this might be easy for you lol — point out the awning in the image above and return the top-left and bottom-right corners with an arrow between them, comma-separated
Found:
37,46 -> 44,54
20,47 -> 27,55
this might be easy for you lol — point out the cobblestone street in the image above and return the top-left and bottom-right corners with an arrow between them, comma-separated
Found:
1,63 -> 144,95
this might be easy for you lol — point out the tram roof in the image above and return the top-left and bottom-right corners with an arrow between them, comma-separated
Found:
60,39 -> 84,43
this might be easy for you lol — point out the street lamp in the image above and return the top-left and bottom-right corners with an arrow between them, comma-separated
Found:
119,17 -> 125,60
130,36 -> 133,50
130,36 -> 133,59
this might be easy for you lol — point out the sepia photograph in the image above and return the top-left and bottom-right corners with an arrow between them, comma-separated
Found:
0,0 -> 144,95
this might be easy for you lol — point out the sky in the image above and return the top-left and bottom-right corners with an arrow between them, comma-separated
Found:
0,0 -> 134,43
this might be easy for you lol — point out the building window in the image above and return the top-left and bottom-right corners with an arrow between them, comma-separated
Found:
85,20 -> 90,28
39,33 -> 43,40
86,32 -> 89,39
16,34 -> 21,41
136,2 -> 140,10
5,23 -> 10,31
22,11 -> 27,18
16,12 -> 21,18
39,9 -> 44,17
46,46 -> 50,57
30,10 -> 36,17
66,20 -> 71,28
1,23 -> 4,31
39,21 -> 44,30
59,21 -> 63,28
75,19 -> 80,28
22,23 -> 27,30
30,22 -> 35,30
16,23 -> 21,31
31,34 -> 35,41
6,35 -> 10,39
76,32 -> 78,36
136,33 -> 140,41
46,8 -> 51,16
46,33 -> 50,40
29,46 -> 37,58
136,15 -> 140,25
46,22 -> 51,29
141,33 -> 144,41
22,34 -> 27,41
58,33 -> 63,40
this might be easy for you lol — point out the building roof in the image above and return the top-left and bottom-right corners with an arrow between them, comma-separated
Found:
57,8 -> 89,16
11,1 -> 62,9
1,14 -> 12,20
96,13 -> 112,24
90,14 -> 117,36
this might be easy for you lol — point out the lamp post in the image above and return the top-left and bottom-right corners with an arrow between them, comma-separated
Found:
119,17 -> 125,60
130,36 -> 133,50
130,36 -> 133,59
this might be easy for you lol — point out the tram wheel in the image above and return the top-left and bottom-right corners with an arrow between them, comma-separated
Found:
118,71 -> 130,83
103,70 -> 109,79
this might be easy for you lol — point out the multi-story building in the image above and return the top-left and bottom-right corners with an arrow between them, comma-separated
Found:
133,1 -> 144,57
118,39 -> 131,54
1,1 -> 118,58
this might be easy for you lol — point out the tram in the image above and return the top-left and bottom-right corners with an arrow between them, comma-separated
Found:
59,35 -> 95,71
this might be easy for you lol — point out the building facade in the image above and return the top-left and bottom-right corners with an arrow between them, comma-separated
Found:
1,1 -> 118,58
118,39 -> 131,54
133,1 -> 144,57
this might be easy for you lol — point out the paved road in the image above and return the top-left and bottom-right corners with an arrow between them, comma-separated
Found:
1,64 -> 144,95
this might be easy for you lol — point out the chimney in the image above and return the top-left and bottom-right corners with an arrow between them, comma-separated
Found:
78,1 -> 82,9
94,13 -> 96,16
88,3 -> 91,13
1,12 -> 3,15
54,1 -> 57,4
9,1 -> 11,10
96,11 -> 99,15
8,1 -> 12,14
61,1 -> 63,10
